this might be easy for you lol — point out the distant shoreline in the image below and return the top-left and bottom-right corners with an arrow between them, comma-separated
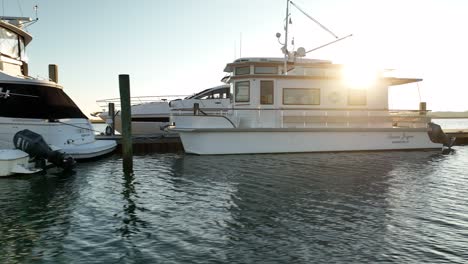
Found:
429,112 -> 468,119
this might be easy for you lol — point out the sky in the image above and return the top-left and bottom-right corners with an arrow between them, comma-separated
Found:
3,0 -> 468,116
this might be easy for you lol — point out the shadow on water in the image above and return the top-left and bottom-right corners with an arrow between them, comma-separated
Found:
0,170 -> 77,262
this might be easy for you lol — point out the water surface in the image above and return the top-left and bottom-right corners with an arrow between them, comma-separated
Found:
1,147 -> 468,263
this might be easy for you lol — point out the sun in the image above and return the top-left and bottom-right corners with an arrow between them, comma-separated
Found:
341,64 -> 379,89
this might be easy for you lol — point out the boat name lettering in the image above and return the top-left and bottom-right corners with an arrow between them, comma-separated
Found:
388,133 -> 414,144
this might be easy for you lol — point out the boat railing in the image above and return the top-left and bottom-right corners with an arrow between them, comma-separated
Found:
173,107 -> 432,129
96,95 -> 187,110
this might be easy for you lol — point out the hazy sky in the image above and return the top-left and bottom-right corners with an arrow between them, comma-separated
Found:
5,0 -> 468,116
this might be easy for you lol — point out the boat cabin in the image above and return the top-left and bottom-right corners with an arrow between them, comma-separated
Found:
224,57 -> 420,111
220,57 -> 425,129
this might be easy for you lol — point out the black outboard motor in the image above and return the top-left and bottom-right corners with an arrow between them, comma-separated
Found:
13,129 -> 76,170
427,122 -> 456,148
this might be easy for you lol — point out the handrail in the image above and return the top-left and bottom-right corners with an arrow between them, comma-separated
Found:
171,107 -> 430,113
171,107 -> 431,130
96,95 -> 188,108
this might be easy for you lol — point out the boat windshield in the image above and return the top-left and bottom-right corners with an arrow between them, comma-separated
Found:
0,26 -> 26,60
0,83 -> 87,119
186,87 -> 230,99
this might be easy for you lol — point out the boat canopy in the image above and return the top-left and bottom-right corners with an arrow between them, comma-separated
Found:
0,20 -> 32,61
385,77 -> 423,86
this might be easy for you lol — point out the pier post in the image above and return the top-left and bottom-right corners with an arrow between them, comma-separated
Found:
108,103 -> 116,135
193,103 -> 200,115
419,102 -> 427,115
48,64 -> 58,83
119,74 -> 133,174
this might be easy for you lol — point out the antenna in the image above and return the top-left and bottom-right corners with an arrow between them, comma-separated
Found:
239,32 -> 242,58
22,5 -> 38,28
276,0 -> 352,60
34,5 -> 38,20
283,0 -> 290,74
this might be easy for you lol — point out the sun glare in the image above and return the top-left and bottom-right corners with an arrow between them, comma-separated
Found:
341,64 -> 379,89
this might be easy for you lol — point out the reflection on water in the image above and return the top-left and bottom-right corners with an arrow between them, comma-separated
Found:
434,118 -> 468,129
1,149 -> 467,263
0,171 -> 77,262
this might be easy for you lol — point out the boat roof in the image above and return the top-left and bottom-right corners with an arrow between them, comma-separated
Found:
0,19 -> 33,45
224,57 -> 332,72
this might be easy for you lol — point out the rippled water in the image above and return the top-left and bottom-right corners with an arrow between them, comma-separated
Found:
1,148 -> 468,263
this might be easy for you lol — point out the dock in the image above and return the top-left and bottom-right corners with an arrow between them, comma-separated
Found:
96,134 -> 183,154
446,129 -> 468,145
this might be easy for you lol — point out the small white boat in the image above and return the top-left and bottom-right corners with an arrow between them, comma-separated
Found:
1,129 -> 77,177
0,149 -> 41,177
96,84 -> 230,135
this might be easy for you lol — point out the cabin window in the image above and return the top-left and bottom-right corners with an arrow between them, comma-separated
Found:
348,89 -> 367,106
19,37 -> 26,60
255,66 -> 277,74
283,88 -> 320,105
0,27 -> 21,59
235,66 -> 250,75
260,81 -> 274,104
235,81 -> 250,102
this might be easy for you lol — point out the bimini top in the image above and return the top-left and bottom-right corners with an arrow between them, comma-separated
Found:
224,57 -> 332,73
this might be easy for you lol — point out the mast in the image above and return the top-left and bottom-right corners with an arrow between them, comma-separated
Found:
283,0 -> 289,75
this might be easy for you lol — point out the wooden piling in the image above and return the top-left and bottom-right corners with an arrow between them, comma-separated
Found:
108,102 -> 116,135
119,74 -> 133,174
193,103 -> 199,115
48,64 -> 58,83
419,102 -> 427,115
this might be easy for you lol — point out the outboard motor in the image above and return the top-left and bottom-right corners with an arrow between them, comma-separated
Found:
428,122 -> 456,148
13,129 -> 76,170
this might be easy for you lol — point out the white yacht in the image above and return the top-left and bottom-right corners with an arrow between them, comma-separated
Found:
97,84 -> 230,135
0,17 -> 116,159
170,2 -> 451,155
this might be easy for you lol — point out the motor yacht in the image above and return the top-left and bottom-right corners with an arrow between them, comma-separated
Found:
96,84 -> 230,135
0,17 -> 116,159
170,1 -> 452,155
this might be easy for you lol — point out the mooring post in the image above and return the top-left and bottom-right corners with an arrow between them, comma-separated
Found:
419,102 -> 427,116
193,103 -> 199,115
48,64 -> 58,83
108,102 -> 115,136
119,74 -> 133,174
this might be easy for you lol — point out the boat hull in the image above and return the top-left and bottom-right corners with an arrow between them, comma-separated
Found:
0,149 -> 40,176
177,129 -> 442,155
0,117 -> 116,159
